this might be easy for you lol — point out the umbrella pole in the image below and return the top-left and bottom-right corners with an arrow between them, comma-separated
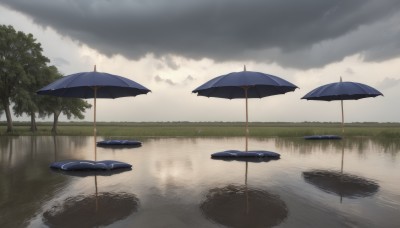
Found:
94,87 -> 97,161
341,142 -> 345,174
245,161 -> 249,214
95,174 -> 99,212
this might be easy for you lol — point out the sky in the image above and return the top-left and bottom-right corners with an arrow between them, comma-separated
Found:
0,0 -> 399,123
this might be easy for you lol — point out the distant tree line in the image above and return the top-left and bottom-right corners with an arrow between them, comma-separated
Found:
0,24 -> 91,134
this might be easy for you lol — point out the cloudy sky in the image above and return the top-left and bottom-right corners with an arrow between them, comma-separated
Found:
1,0 -> 399,123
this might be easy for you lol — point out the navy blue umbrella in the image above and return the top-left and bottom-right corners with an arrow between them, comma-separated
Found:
302,78 -> 383,133
193,67 -> 297,150
37,66 -> 150,160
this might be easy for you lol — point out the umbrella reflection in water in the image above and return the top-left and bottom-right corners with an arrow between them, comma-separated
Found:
302,142 -> 379,202
200,158 -> 288,228
43,169 -> 138,227
43,192 -> 139,227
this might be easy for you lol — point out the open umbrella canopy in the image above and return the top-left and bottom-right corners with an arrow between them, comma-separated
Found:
301,79 -> 383,134
302,81 -> 383,101
193,68 -> 297,153
37,67 -> 150,161
37,70 -> 150,98
193,70 -> 297,99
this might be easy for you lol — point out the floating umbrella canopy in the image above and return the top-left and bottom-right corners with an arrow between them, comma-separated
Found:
302,78 -> 382,134
37,66 -> 150,160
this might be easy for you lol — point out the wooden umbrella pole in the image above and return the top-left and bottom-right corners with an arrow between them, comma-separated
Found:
94,87 -> 97,161
95,175 -> 98,212
245,161 -> 249,214
341,143 -> 345,173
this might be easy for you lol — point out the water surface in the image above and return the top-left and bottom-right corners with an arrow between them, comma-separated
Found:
0,136 -> 399,227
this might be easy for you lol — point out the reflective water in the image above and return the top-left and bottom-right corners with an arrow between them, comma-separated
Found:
0,136 -> 399,228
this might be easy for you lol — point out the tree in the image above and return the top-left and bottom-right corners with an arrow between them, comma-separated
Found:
38,68 -> 92,134
0,24 -> 49,132
13,65 -> 55,132
45,97 -> 92,134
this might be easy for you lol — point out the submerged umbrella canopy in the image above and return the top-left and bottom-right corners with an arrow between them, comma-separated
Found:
37,66 -> 150,160
193,67 -> 297,150
302,78 -> 382,133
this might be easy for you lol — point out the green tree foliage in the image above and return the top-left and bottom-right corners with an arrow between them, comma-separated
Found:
38,67 -> 92,134
0,24 -> 49,132
13,65 -> 54,132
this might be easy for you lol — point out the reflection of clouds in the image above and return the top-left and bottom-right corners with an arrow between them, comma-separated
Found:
377,77 -> 400,90
154,159 -> 194,192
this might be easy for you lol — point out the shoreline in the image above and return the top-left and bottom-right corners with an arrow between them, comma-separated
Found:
1,122 -> 399,138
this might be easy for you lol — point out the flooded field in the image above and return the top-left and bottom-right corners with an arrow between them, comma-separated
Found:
0,136 -> 399,227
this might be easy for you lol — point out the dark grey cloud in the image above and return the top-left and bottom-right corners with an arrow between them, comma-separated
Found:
154,75 -> 195,86
52,57 -> 70,68
154,75 -> 176,86
377,78 -> 400,90
1,0 -> 400,69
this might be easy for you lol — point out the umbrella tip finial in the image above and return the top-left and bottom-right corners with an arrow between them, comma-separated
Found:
94,65 -> 96,72
244,65 -> 246,71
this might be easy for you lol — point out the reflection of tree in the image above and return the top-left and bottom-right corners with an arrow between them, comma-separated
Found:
274,137 -> 400,158
0,136 -> 69,228
1,136 -> 129,227
275,137 -> 342,155
0,137 -> 11,152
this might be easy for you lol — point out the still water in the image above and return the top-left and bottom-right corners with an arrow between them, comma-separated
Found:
0,136 -> 399,228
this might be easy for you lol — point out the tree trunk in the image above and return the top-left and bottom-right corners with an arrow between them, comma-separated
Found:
30,111 -> 37,132
2,99 -> 13,133
52,111 -> 60,135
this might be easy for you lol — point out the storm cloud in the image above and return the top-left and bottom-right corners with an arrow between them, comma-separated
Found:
1,0 -> 400,69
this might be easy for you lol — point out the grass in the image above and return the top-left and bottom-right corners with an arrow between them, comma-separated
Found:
1,121 -> 400,138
